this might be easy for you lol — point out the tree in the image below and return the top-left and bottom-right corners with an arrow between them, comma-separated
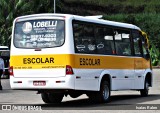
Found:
0,0 -> 62,46
0,0 -> 32,46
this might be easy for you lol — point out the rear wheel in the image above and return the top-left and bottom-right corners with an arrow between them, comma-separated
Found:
88,81 -> 110,103
41,93 -> 51,103
140,79 -> 149,96
48,93 -> 64,103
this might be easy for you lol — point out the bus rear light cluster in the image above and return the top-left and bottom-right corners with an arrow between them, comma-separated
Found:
9,66 -> 14,76
66,65 -> 74,75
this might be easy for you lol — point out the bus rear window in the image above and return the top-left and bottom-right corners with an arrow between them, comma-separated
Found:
14,19 -> 65,48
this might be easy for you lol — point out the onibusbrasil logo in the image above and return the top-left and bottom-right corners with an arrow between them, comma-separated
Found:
22,22 -> 32,34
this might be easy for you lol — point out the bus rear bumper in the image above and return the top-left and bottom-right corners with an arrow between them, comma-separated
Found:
10,76 -> 75,90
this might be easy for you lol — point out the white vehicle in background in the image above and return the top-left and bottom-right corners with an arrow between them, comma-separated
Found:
0,46 -> 10,79
10,14 -> 152,103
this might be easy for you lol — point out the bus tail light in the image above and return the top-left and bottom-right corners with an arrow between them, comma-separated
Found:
66,65 -> 74,75
9,66 -> 14,76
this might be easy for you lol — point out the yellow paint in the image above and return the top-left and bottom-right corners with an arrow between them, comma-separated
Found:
10,54 -> 151,69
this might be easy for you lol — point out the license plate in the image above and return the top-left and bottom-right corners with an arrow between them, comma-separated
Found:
33,81 -> 46,86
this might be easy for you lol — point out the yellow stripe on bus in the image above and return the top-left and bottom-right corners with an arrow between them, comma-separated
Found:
10,54 -> 150,69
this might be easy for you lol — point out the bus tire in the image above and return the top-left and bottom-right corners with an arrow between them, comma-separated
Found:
89,81 -> 110,103
41,93 -> 51,103
140,79 -> 149,97
99,81 -> 110,103
48,93 -> 64,103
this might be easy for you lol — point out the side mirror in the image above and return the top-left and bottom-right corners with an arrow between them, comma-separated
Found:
144,53 -> 150,60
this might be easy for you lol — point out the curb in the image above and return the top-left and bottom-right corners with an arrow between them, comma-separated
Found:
153,66 -> 160,69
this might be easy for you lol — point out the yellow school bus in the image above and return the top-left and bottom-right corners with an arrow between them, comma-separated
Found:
10,14 -> 152,103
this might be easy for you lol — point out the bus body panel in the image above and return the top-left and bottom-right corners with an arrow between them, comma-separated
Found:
134,68 -> 152,89
73,54 -> 135,90
10,54 -> 72,78
10,75 -> 75,89
74,68 -> 100,91
11,53 -> 149,91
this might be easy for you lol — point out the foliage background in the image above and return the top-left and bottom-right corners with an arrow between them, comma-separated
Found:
0,0 -> 160,65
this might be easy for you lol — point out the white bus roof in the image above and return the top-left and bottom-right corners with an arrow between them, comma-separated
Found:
14,13 -> 141,30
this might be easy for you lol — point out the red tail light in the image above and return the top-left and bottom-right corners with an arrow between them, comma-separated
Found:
9,66 -> 14,76
66,65 -> 74,75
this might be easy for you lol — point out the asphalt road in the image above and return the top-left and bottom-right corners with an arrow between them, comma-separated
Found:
0,69 -> 160,112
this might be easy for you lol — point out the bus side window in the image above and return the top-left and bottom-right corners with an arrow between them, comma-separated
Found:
73,22 -> 85,53
132,30 -> 143,57
142,42 -> 148,56
114,29 -> 132,56
141,34 -> 148,56
83,24 -> 96,54
104,27 -> 114,55
95,26 -> 114,55
95,27 -> 106,54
